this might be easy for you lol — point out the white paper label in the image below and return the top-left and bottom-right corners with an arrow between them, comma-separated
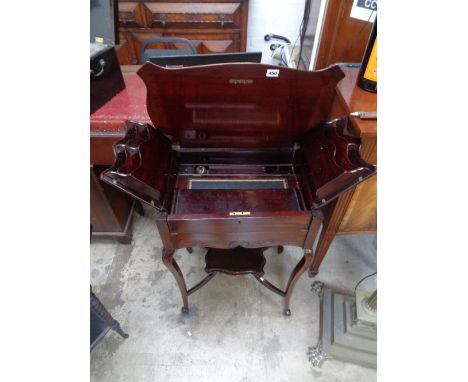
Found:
350,0 -> 377,22
266,69 -> 279,77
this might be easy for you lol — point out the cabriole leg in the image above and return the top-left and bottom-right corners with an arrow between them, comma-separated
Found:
162,248 -> 189,313
283,249 -> 314,315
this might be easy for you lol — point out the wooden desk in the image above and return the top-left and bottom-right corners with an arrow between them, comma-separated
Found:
310,66 -> 376,276
90,66 -> 376,251
98,63 -> 375,315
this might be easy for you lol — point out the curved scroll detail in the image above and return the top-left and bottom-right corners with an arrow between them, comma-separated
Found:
100,120 -> 172,210
296,117 -> 376,209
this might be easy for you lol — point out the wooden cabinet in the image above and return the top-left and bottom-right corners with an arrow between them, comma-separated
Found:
314,0 -> 373,70
116,0 -> 249,64
91,165 -> 135,244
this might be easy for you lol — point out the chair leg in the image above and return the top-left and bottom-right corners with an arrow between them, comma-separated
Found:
111,321 -> 130,338
90,288 -> 129,338
283,249 -> 314,316
162,248 -> 189,313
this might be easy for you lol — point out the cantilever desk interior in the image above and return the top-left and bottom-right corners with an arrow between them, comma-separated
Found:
90,65 -> 377,265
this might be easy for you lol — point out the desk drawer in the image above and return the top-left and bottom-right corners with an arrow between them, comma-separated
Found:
168,213 -> 311,234
171,230 -> 308,249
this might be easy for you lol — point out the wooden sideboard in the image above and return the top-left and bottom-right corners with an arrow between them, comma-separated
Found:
310,65 -> 376,276
116,0 -> 249,64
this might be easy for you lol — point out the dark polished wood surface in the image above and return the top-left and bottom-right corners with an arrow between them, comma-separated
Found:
137,62 -> 344,147
99,63 -> 376,314
205,247 -> 266,276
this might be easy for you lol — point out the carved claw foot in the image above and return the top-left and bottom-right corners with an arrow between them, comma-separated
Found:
308,343 -> 329,367
181,306 -> 189,314
311,281 -> 324,297
283,309 -> 291,316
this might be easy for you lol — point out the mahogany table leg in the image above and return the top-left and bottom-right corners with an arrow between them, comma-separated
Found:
308,188 -> 363,277
162,248 -> 189,313
283,249 -> 314,316
186,247 -> 193,254
277,246 -> 284,254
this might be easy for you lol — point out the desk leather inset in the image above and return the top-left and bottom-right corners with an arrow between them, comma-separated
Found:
100,62 -> 376,315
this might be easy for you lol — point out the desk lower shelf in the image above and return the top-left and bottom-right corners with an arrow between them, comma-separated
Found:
205,247 -> 266,276
167,245 -> 315,316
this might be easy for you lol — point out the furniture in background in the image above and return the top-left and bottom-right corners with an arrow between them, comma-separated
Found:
90,67 -> 148,244
314,0 -> 373,70
116,0 -> 250,64
90,44 -> 136,243
140,37 -> 197,62
149,51 -> 262,67
91,0 -> 119,46
90,44 -> 125,115
308,281 -> 376,368
310,64 -> 376,276
91,165 -> 136,244
91,286 -> 129,350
